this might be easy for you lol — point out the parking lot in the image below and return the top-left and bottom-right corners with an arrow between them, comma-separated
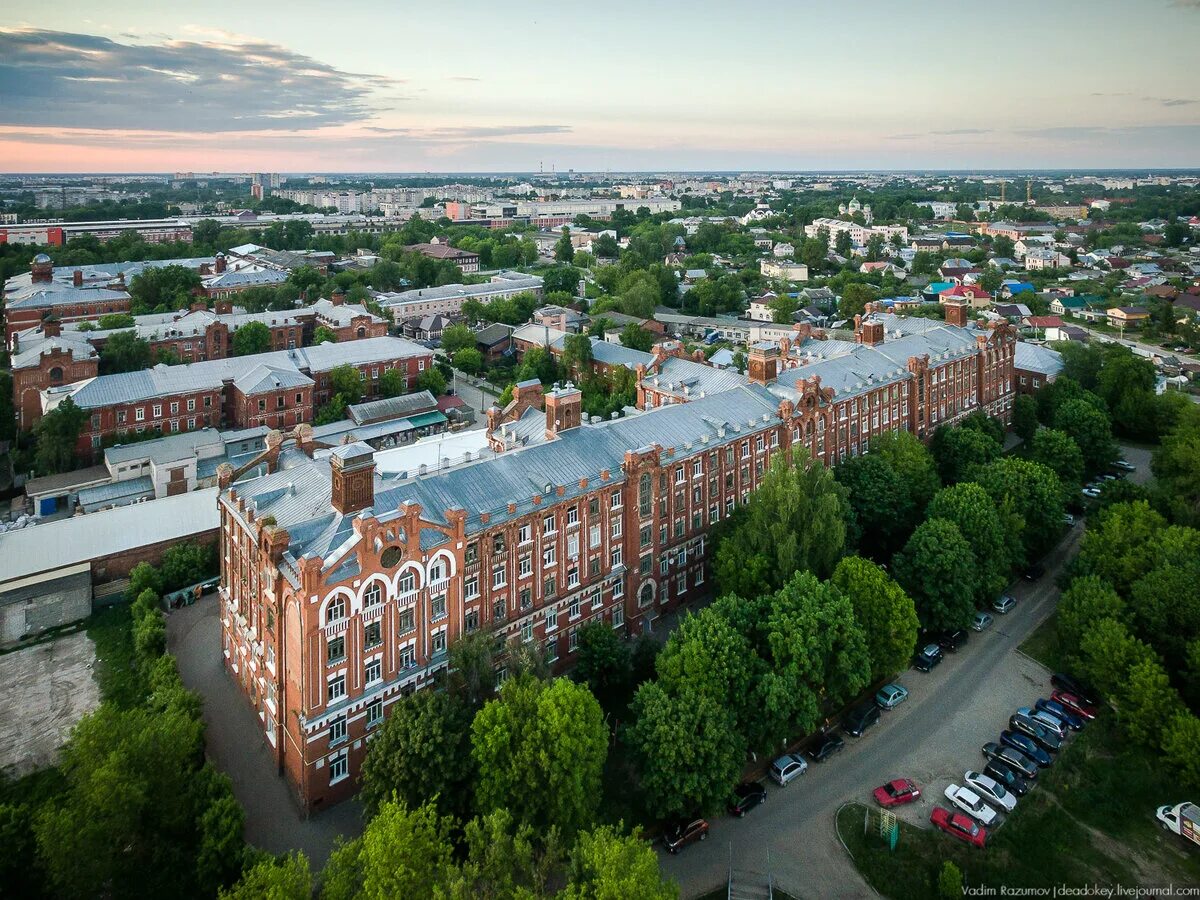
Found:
660,525 -> 1084,899
0,630 -> 100,778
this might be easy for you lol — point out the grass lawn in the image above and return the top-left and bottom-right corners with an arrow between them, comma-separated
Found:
840,622 -> 1200,897
85,603 -> 146,709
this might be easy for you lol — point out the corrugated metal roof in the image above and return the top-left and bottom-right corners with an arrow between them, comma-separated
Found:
0,488 -> 219,584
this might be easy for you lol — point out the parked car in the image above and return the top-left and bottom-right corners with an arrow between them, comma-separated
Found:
728,782 -> 767,817
769,753 -> 808,787
1063,513 -> 1076,526
982,742 -> 1039,780
808,733 -> 846,762
1021,706 -> 1068,741
913,643 -> 944,672
1023,563 -> 1046,581
662,817 -> 709,853
1113,459 -> 1136,472
1051,690 -> 1097,721
1082,486 -> 1102,499
945,784 -> 1000,826
1001,730 -> 1053,767
875,683 -> 909,710
930,807 -> 987,848
1010,713 -> 1063,752
844,702 -> 882,737
1035,698 -> 1084,731
971,612 -> 994,632
1051,673 -> 1097,706
965,770 -> 1018,813
937,629 -> 970,653
984,760 -> 1031,796
874,778 -> 921,808
993,595 -> 1017,615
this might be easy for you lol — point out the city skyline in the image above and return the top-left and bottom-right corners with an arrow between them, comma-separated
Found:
2,0 -> 1200,173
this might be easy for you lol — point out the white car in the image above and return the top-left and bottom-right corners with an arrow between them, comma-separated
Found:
944,783 -> 1000,826
769,753 -> 808,786
964,770 -> 1017,814
1082,486 -> 1102,499
993,595 -> 1017,615
1063,513 -> 1076,527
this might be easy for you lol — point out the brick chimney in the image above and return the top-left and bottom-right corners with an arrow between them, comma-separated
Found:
747,342 -> 779,385
73,269 -> 83,287
331,288 -> 345,306
215,252 -> 227,274
330,442 -> 376,515
31,254 -> 53,284
215,300 -> 233,315
858,320 -> 885,346
944,300 -> 969,328
545,383 -> 583,438
42,317 -> 62,338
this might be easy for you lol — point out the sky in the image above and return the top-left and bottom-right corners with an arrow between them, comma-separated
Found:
1,0 -> 1199,173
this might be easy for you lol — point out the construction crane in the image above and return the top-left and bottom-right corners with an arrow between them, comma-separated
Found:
1026,178 -> 1033,203
998,179 -> 1007,204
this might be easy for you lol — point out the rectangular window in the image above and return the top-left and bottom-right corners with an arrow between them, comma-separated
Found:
398,609 -> 415,633
544,575 -> 557,598
567,568 -> 579,588
432,630 -> 447,655
329,750 -> 348,783
367,699 -> 383,729
675,465 -> 685,484
543,515 -> 555,535
545,636 -> 559,663
543,546 -> 556,567
567,506 -> 579,525
327,636 -> 345,664
465,576 -> 479,599
494,564 -> 507,588
465,542 -> 478,565
135,407 -> 145,422
170,402 -> 179,414
518,555 -> 532,578
693,460 -> 703,478
569,597 -> 580,619
567,533 -> 579,559
330,715 -> 347,746
187,398 -> 196,412
493,598 -> 507,621
152,404 -> 162,418
611,547 -> 623,567
364,622 -> 382,649
589,524 -> 601,549
546,608 -> 558,631
431,595 -> 446,620
613,603 -> 625,625
399,572 -> 416,594
494,533 -> 507,553
365,658 -> 382,684
569,627 -> 580,651
327,675 -> 346,702
520,587 -> 532,610
610,491 -> 621,509
465,609 -> 479,632
519,524 -> 531,544
640,524 -> 652,549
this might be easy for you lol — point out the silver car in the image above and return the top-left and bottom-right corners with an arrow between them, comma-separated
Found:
993,595 -> 1017,615
1020,706 -> 1068,740
964,770 -> 1017,813
971,612 -> 994,632
875,683 -> 909,709
770,753 -> 808,786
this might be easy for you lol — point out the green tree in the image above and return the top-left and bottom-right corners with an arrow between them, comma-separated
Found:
572,622 -> 632,716
1096,348 -> 1158,440
359,690 -> 474,821
312,325 -> 338,345
416,366 -> 448,396
1163,712 -> 1200,791
1054,398 -> 1116,475
619,323 -> 655,352
1129,562 -> 1200,673
471,676 -> 607,839
541,265 -> 581,296
322,363 -> 361,405
835,452 -> 916,560
440,324 -> 476,355
1075,617 -> 1155,701
1151,405 -> 1200,526
314,395 -> 348,425
561,333 -> 596,375
623,682 -> 743,818
321,800 -> 456,900
1030,428 -> 1085,494
834,229 -> 853,258
831,557 -> 919,682
713,453 -> 851,597
1121,659 -> 1183,751
34,395 -> 87,474
379,368 -> 407,398
220,852 -> 311,900
446,807 -> 560,900
232,321 -> 272,357
971,458 -> 1065,569
1012,394 -> 1038,443
99,330 -> 154,374
1057,576 -> 1126,659
938,861 -> 964,899
870,430 -> 941,511
560,825 -> 678,900
453,348 -> 483,375
555,229 -> 575,263
1073,501 -> 1168,596
893,519 -> 978,632
926,483 -> 1011,606
127,264 -> 202,314
838,283 -> 876,319
931,425 -> 1000,484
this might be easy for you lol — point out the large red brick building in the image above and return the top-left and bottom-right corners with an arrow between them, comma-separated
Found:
216,305 -> 1016,811
40,336 -> 431,458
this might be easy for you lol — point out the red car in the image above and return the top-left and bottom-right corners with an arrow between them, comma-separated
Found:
1051,690 -> 1097,720
930,806 -> 988,848
874,778 -> 921,808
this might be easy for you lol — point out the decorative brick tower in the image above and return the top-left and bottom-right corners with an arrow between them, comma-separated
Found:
330,443 -> 376,515
944,300 -> 969,328
545,383 -> 583,438
747,342 -> 779,384
31,253 -> 54,284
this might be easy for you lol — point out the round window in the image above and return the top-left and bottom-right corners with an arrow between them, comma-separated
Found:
380,546 -> 403,568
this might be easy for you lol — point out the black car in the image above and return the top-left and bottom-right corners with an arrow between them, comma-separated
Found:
1023,562 -> 1046,581
937,629 -> 970,653
913,643 -> 944,672
843,702 -> 881,737
1001,730 -> 1053,767
808,732 -> 846,762
1009,713 -> 1062,752
1051,673 -> 1097,706
728,782 -> 767,817
982,741 -> 1039,779
662,817 -> 709,853
984,760 -> 1031,796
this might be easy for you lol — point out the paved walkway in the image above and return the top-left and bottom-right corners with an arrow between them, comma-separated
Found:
167,597 -> 362,868
660,526 -> 1084,899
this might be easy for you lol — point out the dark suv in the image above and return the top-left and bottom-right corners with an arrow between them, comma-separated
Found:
844,702 -> 882,737
913,643 -> 944,672
728,782 -> 767,817
808,732 -> 846,762
937,629 -> 969,653
662,817 -> 709,853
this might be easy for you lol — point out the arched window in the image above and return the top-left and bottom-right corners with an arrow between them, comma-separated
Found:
398,571 -> 416,594
363,583 -> 382,607
326,597 -> 346,624
429,560 -> 446,583
357,326 -> 366,339
48,366 -> 64,383
639,582 -> 654,606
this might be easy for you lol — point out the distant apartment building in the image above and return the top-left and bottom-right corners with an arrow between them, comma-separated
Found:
759,259 -> 809,281
803,218 -> 908,248
403,238 -> 480,273
377,272 -> 544,324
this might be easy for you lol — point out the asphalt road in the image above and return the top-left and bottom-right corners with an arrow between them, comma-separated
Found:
659,526 -> 1084,899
